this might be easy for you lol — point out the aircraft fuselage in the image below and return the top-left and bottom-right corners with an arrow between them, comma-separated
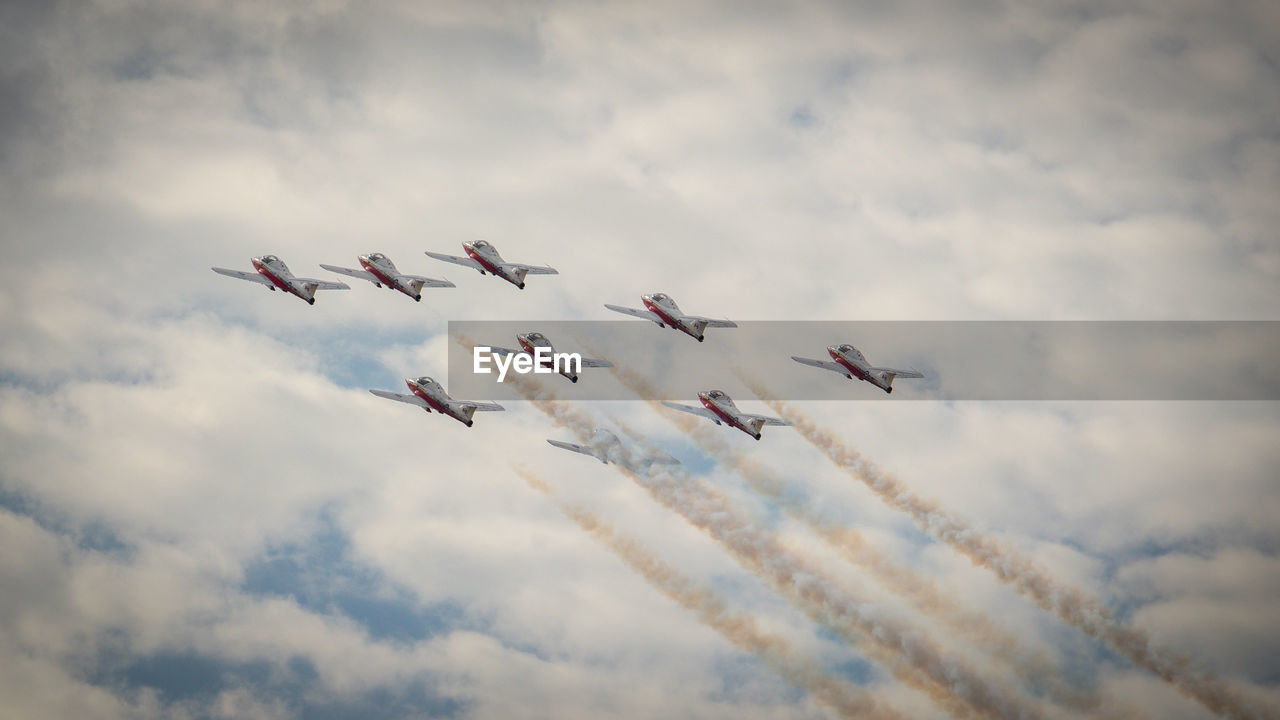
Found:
828,345 -> 892,393
358,254 -> 420,301
252,256 -> 315,304
407,378 -> 472,426
516,333 -> 577,382
698,391 -> 760,440
463,242 -> 524,288
643,294 -> 704,342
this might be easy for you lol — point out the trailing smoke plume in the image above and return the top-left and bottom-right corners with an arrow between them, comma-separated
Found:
596,361 -> 1100,713
490,370 -> 1054,719
512,464 -> 905,720
738,375 -> 1271,720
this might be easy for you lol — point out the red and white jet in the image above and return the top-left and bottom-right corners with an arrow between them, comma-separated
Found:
604,293 -> 737,342
370,376 -> 505,427
212,255 -> 350,305
486,332 -> 613,383
547,428 -> 681,468
320,252 -> 454,302
661,390 -> 790,441
792,344 -> 924,394
425,240 -> 558,289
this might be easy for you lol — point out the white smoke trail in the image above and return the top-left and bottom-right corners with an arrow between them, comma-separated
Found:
513,464 -> 905,720
596,362 -> 1101,714
738,376 -> 1272,720
495,373 -> 1055,719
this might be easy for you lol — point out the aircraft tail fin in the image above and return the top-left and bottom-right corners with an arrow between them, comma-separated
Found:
873,367 -> 924,383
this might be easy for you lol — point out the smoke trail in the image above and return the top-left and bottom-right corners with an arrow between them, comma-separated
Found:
595,362 -> 1100,714
495,376 -> 1053,719
513,465 -> 904,720
738,376 -> 1272,720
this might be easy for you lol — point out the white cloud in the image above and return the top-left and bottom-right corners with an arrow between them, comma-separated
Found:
1,0 -> 1276,717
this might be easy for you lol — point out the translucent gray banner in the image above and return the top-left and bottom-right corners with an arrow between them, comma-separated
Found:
447,321 -> 1280,401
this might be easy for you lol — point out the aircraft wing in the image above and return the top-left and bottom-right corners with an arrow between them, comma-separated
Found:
579,356 -> 613,368
212,267 -> 272,286
319,264 -> 378,283
369,389 -> 429,408
660,401 -> 718,421
604,304 -> 665,325
296,278 -> 351,290
461,401 -> 505,412
744,413 -> 791,427
547,439 -> 605,462
792,356 -> 849,375
403,274 -> 456,288
425,251 -> 483,271
486,346 -> 523,357
685,316 -> 737,328
507,263 -> 558,276
871,367 -> 924,379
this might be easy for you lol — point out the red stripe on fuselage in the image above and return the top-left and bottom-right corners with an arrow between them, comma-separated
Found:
700,396 -> 746,434
409,384 -> 465,424
830,350 -> 889,390
517,338 -> 557,368
254,263 -> 305,301
643,300 -> 697,339
831,351 -> 871,382
360,260 -> 414,298
517,338 -> 573,379
465,247 -> 514,285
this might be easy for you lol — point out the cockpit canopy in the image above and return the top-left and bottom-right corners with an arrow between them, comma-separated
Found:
261,255 -> 278,263
651,293 -> 668,302
706,390 -> 727,400
839,344 -> 854,353
473,240 -> 489,248
368,252 -> 385,261
525,332 -> 544,342
416,376 -> 434,386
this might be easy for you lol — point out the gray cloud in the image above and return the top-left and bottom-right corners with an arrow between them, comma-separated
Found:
1,1 -> 1277,718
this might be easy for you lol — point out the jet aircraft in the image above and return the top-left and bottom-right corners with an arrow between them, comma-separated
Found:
320,252 -> 453,301
547,428 -> 681,468
486,332 -> 613,383
792,344 -> 924,394
212,255 -> 349,305
604,293 -> 737,342
661,390 -> 790,440
424,241 -> 558,289
370,376 -> 505,427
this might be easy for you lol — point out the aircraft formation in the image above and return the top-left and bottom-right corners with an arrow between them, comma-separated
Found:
211,248 -> 1265,720
213,243 -> 924,435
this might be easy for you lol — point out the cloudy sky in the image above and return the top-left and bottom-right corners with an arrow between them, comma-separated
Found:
1,1 -> 1278,718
